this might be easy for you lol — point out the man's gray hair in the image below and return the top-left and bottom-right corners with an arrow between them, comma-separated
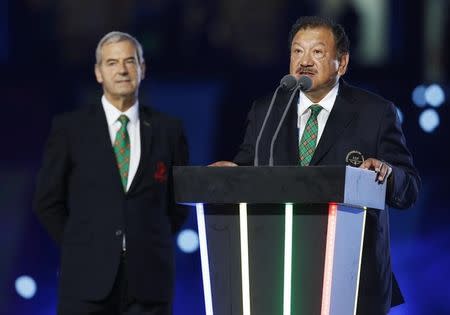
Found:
95,31 -> 145,65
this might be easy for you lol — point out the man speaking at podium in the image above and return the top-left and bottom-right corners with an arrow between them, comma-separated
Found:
212,16 -> 420,315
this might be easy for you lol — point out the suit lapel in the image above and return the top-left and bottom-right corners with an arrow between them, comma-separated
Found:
88,104 -> 125,194
310,81 -> 358,165
264,90 -> 299,165
128,106 -> 153,193
286,92 -> 300,165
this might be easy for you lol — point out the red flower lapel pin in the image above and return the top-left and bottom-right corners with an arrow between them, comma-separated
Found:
154,161 -> 167,183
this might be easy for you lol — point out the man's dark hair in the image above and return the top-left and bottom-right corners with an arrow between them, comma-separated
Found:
288,16 -> 350,59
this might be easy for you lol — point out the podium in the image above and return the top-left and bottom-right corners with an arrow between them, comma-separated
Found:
173,166 -> 386,315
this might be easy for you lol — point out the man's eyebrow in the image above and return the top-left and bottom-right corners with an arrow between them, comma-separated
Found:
292,41 -> 326,46
104,56 -> 136,62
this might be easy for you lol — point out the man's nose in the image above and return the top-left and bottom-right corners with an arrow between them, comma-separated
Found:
299,52 -> 313,66
118,62 -> 128,74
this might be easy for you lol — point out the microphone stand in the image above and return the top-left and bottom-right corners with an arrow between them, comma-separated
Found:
254,75 -> 297,166
268,85 -> 301,166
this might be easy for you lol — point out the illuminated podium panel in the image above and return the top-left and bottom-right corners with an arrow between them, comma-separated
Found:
174,166 -> 386,315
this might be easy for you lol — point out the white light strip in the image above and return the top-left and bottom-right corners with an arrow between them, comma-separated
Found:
353,209 -> 367,315
196,203 -> 214,315
320,204 -> 338,315
239,203 -> 251,315
283,203 -> 293,315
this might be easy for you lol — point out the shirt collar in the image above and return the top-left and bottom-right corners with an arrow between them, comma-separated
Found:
101,95 -> 139,126
298,82 -> 340,116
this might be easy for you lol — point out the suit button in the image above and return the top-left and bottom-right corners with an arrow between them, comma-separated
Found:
115,230 -> 123,236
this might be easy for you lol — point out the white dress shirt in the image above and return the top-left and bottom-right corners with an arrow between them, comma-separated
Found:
297,83 -> 340,145
101,95 -> 141,192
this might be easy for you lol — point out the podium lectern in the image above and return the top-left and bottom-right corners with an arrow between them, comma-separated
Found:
173,166 -> 386,315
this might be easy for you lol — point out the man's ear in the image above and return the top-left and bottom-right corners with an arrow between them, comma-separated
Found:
95,64 -> 103,84
337,53 -> 349,76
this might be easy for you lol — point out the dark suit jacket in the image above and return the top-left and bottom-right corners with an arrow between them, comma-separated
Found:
34,103 -> 189,303
234,80 -> 420,314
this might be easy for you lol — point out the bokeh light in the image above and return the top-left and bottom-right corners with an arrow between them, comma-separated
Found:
15,276 -> 37,299
419,109 -> 440,133
177,229 -> 200,253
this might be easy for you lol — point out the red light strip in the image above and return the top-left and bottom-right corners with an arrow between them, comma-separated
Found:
320,203 -> 338,315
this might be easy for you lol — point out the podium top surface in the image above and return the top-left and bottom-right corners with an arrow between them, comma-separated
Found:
173,166 -> 386,210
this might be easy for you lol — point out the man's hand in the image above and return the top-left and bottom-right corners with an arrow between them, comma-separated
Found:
208,161 -> 238,167
360,158 -> 392,183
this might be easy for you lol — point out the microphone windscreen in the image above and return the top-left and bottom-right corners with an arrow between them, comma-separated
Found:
298,75 -> 313,91
279,75 -> 298,91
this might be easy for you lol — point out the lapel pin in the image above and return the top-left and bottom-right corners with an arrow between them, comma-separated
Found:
345,150 -> 365,167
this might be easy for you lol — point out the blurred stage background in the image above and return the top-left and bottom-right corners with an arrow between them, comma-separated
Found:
1,0 -> 449,314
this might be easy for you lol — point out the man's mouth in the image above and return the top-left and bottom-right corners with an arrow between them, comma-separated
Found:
297,69 -> 315,76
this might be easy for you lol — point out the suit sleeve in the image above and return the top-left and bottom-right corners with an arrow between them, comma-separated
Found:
33,116 -> 70,245
378,103 -> 421,209
233,101 -> 257,166
168,120 -> 189,234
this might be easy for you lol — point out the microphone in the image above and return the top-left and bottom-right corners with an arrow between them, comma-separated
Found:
268,75 -> 312,166
298,75 -> 313,91
279,75 -> 298,91
253,75 -> 297,166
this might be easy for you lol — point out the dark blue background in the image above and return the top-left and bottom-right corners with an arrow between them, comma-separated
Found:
1,0 -> 449,314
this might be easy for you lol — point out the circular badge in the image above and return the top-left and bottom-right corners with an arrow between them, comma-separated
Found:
345,150 -> 365,167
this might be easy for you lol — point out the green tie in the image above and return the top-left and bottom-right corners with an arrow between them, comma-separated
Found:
114,115 -> 130,191
299,104 -> 323,166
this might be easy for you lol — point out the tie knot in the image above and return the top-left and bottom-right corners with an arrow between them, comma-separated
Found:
309,104 -> 322,118
118,115 -> 129,127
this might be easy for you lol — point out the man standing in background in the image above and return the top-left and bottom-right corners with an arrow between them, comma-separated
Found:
34,31 -> 188,315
